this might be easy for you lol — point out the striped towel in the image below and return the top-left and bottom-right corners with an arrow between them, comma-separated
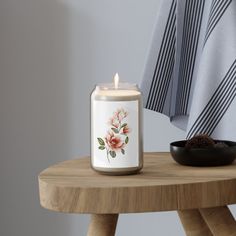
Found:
141,0 -> 236,140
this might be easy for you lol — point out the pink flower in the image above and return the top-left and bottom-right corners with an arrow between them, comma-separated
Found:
122,125 -> 130,134
109,117 -> 119,128
105,131 -> 124,151
114,108 -> 128,122
119,109 -> 128,121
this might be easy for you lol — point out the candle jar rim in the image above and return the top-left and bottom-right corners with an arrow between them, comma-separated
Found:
95,83 -> 139,91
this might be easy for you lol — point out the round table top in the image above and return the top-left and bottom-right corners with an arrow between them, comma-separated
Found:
38,152 -> 236,214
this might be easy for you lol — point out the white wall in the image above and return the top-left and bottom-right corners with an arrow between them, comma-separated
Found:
2,0 -> 234,236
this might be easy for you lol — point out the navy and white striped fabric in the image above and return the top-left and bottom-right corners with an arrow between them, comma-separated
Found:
141,0 -> 236,140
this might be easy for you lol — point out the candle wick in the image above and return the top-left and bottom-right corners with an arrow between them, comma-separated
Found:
114,73 -> 119,89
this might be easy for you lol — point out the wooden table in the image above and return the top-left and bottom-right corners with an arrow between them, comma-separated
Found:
38,152 -> 236,236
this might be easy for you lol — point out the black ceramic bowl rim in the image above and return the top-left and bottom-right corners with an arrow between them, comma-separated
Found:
170,140 -> 236,167
170,140 -> 236,150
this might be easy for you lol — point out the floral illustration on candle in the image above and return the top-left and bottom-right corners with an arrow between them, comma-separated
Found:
97,108 -> 130,163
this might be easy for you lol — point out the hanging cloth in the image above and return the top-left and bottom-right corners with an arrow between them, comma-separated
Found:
141,0 -> 236,140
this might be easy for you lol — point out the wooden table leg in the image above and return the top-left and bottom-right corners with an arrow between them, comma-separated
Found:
178,209 -> 213,236
87,214 -> 119,236
199,206 -> 236,236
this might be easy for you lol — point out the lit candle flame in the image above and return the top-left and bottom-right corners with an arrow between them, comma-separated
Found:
114,73 -> 119,89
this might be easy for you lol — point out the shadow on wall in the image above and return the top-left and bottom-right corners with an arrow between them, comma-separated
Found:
66,0 -> 98,156
0,0 -> 92,235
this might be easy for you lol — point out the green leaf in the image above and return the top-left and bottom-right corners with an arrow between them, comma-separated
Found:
125,136 -> 129,144
120,123 -> 127,129
97,138 -> 105,146
98,146 -> 105,150
111,128 -> 119,133
121,149 -> 125,155
109,150 -> 116,158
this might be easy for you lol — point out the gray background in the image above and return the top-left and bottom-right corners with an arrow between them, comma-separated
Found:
0,0 -> 235,235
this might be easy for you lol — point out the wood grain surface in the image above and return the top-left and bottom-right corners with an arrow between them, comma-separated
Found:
178,209 -> 213,236
200,206 -> 236,236
87,214 -> 118,236
38,152 -> 236,214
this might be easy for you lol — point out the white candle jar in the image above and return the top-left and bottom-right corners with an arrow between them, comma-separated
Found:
91,80 -> 143,175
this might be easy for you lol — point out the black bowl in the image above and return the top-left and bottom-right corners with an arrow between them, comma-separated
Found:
170,140 -> 236,167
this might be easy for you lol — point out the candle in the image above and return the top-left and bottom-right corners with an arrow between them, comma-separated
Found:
91,73 -> 143,175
